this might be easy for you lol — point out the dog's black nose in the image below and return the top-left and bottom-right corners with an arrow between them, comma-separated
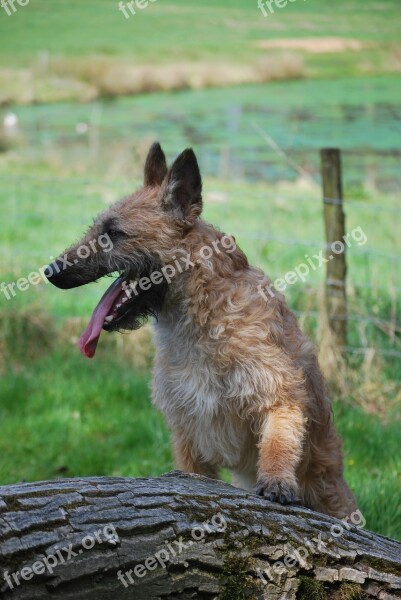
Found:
45,260 -> 73,289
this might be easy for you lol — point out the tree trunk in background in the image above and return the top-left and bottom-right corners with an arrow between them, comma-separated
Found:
0,473 -> 400,599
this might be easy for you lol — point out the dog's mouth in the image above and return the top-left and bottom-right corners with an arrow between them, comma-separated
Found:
78,269 -> 168,359
78,274 -> 125,358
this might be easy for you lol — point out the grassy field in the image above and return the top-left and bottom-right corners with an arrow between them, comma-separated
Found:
0,0 -> 400,543
0,0 -> 400,103
3,75 -> 401,189
1,0 -> 399,63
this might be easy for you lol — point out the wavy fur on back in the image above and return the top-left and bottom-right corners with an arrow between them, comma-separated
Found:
153,218 -> 357,518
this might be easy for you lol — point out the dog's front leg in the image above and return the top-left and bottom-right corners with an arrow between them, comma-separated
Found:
255,405 -> 306,505
172,431 -> 218,479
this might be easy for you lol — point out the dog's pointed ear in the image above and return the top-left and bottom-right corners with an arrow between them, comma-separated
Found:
159,148 -> 202,223
144,142 -> 168,187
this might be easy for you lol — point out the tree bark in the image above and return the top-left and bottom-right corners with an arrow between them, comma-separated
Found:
0,472 -> 400,599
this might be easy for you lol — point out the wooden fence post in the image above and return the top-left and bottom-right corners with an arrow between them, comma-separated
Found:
320,148 -> 347,350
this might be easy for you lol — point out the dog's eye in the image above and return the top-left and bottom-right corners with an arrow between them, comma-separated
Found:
107,228 -> 124,239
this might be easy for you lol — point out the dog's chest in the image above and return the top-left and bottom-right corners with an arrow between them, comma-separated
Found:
152,317 -> 251,468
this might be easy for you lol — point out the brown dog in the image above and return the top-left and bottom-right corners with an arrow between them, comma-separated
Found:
46,142 -> 357,518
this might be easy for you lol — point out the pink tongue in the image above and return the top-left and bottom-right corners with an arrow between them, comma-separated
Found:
78,277 -> 124,359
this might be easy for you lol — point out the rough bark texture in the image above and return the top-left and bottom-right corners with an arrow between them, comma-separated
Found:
0,473 -> 400,599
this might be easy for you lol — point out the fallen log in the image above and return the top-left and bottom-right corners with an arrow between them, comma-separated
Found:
0,472 -> 400,599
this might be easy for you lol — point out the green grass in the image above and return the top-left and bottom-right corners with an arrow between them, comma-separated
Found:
0,0 -> 400,103
0,0 -> 400,66
0,319 -> 399,540
6,75 -> 401,175
337,401 -> 401,540
0,349 -> 171,482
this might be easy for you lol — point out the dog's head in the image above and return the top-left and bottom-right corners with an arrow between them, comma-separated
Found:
45,143 -> 202,358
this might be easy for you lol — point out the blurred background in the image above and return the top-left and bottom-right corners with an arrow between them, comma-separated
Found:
0,0 -> 400,539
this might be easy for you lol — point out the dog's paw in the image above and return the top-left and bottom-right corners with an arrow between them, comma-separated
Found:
254,477 -> 300,505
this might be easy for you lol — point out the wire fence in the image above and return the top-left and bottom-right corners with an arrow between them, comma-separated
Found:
1,172 -> 401,214
0,163 -> 400,364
